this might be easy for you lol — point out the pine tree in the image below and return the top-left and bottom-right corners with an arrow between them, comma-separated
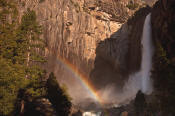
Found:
46,72 -> 72,116
0,1 -> 46,115
17,8 -> 46,78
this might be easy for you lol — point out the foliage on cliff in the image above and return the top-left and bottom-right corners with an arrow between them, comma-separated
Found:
0,0 -> 46,115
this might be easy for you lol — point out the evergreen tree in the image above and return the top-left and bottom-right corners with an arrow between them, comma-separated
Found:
16,9 -> 46,98
0,1 -> 46,115
46,72 -> 72,116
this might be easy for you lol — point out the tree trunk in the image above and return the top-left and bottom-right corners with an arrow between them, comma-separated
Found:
25,33 -> 31,78
20,100 -> 25,116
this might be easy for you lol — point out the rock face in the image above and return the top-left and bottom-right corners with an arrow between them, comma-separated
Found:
17,0 -> 125,77
90,6 -> 151,89
151,0 -> 175,115
17,0 -> 151,104
144,0 -> 157,6
152,0 -> 175,60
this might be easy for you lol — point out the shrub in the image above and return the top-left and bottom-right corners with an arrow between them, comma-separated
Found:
39,0 -> 45,3
126,3 -> 139,10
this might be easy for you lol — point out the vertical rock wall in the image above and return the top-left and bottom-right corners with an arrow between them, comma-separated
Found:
17,0 -> 122,78
17,0 -> 151,91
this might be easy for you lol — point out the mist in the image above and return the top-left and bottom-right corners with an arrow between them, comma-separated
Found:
55,13 -> 154,110
92,13 -> 154,106
96,13 -> 154,105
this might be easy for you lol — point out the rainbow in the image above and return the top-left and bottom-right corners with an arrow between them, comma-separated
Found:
56,55 -> 104,104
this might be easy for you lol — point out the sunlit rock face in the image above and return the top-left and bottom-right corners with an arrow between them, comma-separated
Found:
16,0 -> 149,79
17,0 -> 151,107
16,0 -> 125,105
17,0 -> 123,77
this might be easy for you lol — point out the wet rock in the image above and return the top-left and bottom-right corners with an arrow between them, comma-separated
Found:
120,111 -> 128,116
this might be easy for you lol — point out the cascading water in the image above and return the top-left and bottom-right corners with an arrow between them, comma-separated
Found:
128,13 -> 154,94
119,13 -> 154,103
140,13 -> 154,94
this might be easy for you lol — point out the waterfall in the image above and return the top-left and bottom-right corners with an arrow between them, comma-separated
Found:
125,13 -> 154,95
120,13 -> 154,103
140,13 -> 154,94
71,13 -> 154,114
91,13 -> 154,106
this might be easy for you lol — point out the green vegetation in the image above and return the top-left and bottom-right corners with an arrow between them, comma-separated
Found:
46,72 -> 72,116
0,1 -> 72,115
126,3 -> 139,10
0,1 -> 46,115
0,0 -> 71,116
69,0 -> 80,13
39,0 -> 45,3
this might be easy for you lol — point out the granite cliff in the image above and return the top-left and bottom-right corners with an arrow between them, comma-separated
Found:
16,0 -> 148,89
16,0 -> 154,107
2,0 -> 175,115
13,1 -> 155,107
151,0 -> 175,115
